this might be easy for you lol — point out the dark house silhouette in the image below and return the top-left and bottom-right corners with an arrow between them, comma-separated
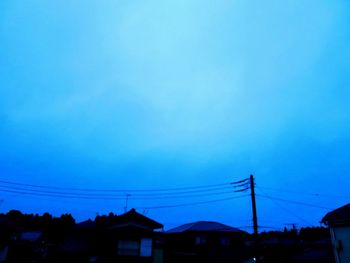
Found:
322,203 -> 350,263
165,221 -> 249,263
60,208 -> 164,263
108,208 -> 163,262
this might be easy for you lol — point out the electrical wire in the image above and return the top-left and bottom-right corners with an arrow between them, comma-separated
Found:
0,179 -> 243,193
256,194 -> 333,210
258,186 -> 350,199
256,187 -> 313,225
138,194 -> 249,210
0,178 -> 252,203
0,187 -> 241,200
0,184 -> 234,198
0,188 -> 125,200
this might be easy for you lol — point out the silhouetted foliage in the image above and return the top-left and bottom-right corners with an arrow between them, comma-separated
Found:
95,211 -> 119,228
299,227 -> 330,241
0,210 -> 335,263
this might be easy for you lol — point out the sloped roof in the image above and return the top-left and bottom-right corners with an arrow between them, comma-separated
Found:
114,209 -> 163,230
167,221 -> 245,233
322,203 -> 350,225
75,219 -> 96,229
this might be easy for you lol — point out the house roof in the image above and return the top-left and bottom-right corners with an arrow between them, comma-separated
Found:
113,209 -> 163,230
75,219 -> 96,229
322,203 -> 350,225
166,221 -> 245,234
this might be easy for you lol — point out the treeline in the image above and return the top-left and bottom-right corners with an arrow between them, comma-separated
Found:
0,209 -> 330,241
4,210 -> 75,229
259,227 -> 330,241
0,210 -> 74,245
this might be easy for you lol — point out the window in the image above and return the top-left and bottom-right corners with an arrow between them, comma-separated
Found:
220,237 -> 231,246
140,238 -> 153,257
118,240 -> 140,256
195,236 -> 207,245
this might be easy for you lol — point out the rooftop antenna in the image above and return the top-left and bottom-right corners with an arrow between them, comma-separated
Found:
124,194 -> 131,213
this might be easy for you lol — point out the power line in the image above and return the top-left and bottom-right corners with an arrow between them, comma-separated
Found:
131,186 -> 234,196
258,186 -> 350,199
0,186 -> 238,200
0,188 -> 126,200
256,226 -> 282,230
134,191 -> 236,200
0,184 -> 234,198
256,194 -> 333,210
0,178 -> 250,213
0,179 -> 238,193
256,188 -> 313,225
231,178 -> 249,185
138,194 -> 249,210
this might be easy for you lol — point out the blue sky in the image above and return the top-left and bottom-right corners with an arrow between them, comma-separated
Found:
1,0 -> 350,230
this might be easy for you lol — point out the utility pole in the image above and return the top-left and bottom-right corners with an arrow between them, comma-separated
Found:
250,174 -> 258,237
250,174 -> 259,262
231,176 -> 259,260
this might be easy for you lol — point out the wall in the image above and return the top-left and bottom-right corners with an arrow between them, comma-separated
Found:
331,226 -> 350,263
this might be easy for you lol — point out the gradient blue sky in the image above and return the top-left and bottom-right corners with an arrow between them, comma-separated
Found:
1,0 -> 350,230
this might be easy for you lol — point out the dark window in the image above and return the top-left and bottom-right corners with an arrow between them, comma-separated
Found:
118,240 -> 140,256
